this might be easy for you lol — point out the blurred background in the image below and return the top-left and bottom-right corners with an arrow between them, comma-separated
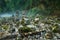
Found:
0,0 -> 60,17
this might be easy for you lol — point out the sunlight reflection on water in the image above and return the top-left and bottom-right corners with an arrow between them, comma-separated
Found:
0,12 -> 15,17
1,14 -> 12,17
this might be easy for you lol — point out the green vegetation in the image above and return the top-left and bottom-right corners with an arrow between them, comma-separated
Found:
49,24 -> 60,33
2,25 -> 9,31
0,0 -> 60,16
18,27 -> 33,33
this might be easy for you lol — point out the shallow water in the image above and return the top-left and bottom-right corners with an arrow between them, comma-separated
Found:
0,14 -> 12,17
0,11 -> 29,18
0,12 -> 14,17
0,12 -> 21,17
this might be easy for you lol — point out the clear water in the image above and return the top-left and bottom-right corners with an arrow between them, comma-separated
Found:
0,11 -> 27,17
0,12 -> 14,17
0,14 -> 12,17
